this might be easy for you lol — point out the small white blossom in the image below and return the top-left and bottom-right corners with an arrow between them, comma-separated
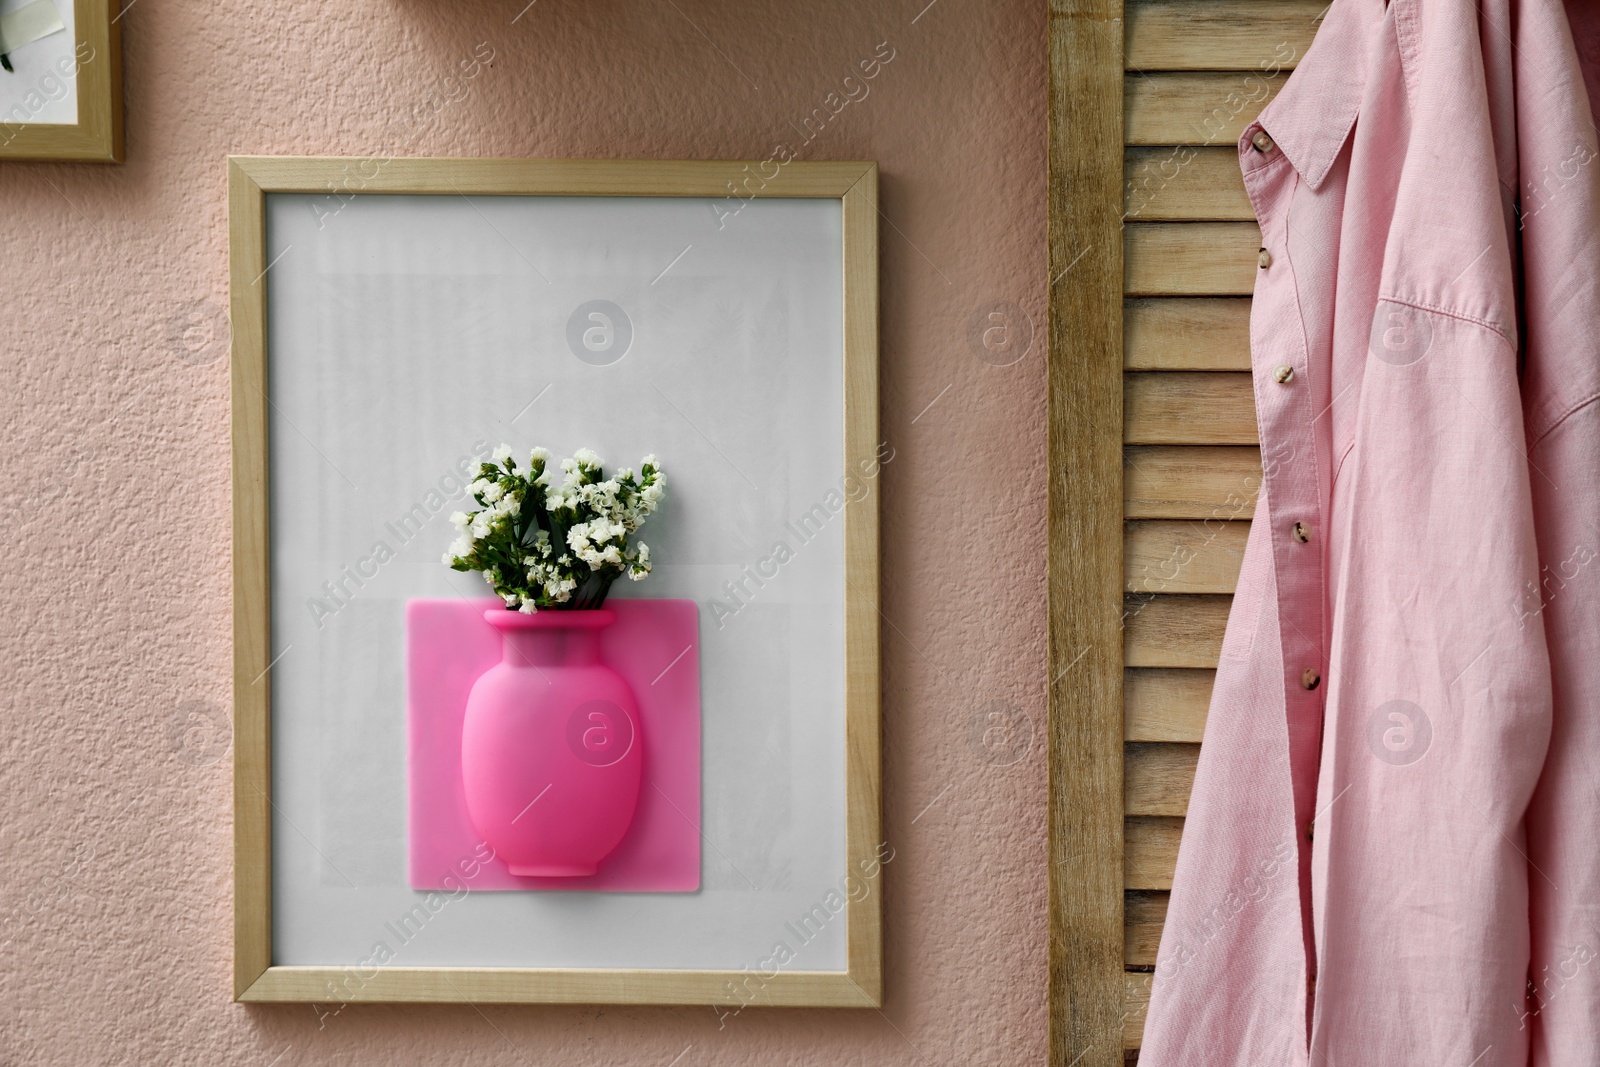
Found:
445,447 -> 664,609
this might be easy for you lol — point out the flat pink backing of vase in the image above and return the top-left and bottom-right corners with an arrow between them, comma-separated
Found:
406,598 -> 701,892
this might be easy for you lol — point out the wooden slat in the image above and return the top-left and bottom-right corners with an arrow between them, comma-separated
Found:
1124,594 -> 1229,667
1126,816 -> 1183,890
1125,890 -> 1168,967
1125,742 -> 1198,816
1049,0 -> 1126,1063
1125,298 -> 1251,370
1125,0 -> 1323,71
1125,373 -> 1257,445
1124,971 -> 1153,1049
1125,147 -> 1252,221
1125,519 -> 1247,594
1125,445 -> 1260,519
1126,223 -> 1260,296
1126,667 -> 1212,742
1126,73 -> 1284,146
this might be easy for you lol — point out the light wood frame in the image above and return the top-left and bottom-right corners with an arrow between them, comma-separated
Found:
229,157 -> 882,1006
0,0 -> 123,162
1049,2 -> 1126,1065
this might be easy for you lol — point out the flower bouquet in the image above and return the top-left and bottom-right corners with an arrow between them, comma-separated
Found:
444,445 -> 665,612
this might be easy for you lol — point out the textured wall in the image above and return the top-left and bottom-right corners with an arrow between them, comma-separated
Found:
0,1 -> 1046,1062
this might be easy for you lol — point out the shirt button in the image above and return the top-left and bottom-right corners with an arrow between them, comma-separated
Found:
1258,247 -> 1273,269
1252,130 -> 1276,154
1301,668 -> 1321,690
1292,521 -> 1311,543
1273,364 -> 1294,384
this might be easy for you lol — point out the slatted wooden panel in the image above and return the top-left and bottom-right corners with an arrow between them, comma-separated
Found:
1118,0 -> 1321,1052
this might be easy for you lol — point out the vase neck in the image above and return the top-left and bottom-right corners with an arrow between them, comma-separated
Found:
501,625 -> 601,667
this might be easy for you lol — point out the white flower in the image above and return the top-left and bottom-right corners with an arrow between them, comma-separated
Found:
502,592 -> 519,607
573,448 -> 602,468
482,481 -> 505,503
641,454 -> 658,468
442,550 -> 456,565
492,444 -> 514,465
529,446 -> 551,465
450,511 -> 471,530
469,479 -> 490,496
517,600 -> 537,614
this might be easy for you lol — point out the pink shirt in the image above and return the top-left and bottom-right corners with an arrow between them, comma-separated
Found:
1139,0 -> 1600,1063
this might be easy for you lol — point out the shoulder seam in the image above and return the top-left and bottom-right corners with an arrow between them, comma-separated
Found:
1529,391 -> 1600,451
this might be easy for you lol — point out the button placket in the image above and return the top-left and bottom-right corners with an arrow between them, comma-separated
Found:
1240,131 -> 1328,750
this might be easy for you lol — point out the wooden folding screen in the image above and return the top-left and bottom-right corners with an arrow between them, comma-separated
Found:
1049,3 -> 1324,1063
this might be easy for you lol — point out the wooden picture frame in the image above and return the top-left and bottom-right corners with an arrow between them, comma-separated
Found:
229,157 -> 882,1006
0,0 -> 123,162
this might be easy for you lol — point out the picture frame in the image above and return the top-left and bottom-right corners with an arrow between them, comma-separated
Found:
228,156 -> 883,1006
0,0 -> 123,162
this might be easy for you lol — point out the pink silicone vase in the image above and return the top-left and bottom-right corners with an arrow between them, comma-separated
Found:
461,608 -> 643,877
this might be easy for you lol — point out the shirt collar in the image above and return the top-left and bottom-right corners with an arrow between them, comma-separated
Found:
1253,0 -> 1386,190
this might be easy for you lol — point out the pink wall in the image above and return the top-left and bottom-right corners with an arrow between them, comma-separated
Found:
0,2 -> 1046,1062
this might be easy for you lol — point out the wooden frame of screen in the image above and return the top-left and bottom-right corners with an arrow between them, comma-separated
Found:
1048,3 -> 1126,1065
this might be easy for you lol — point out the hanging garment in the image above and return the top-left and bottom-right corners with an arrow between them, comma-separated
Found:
1138,0 -> 1600,1063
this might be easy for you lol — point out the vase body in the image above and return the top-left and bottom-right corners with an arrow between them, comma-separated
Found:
461,608 -> 642,876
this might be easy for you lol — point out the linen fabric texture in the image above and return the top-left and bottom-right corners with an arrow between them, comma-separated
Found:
1138,0 -> 1600,1063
